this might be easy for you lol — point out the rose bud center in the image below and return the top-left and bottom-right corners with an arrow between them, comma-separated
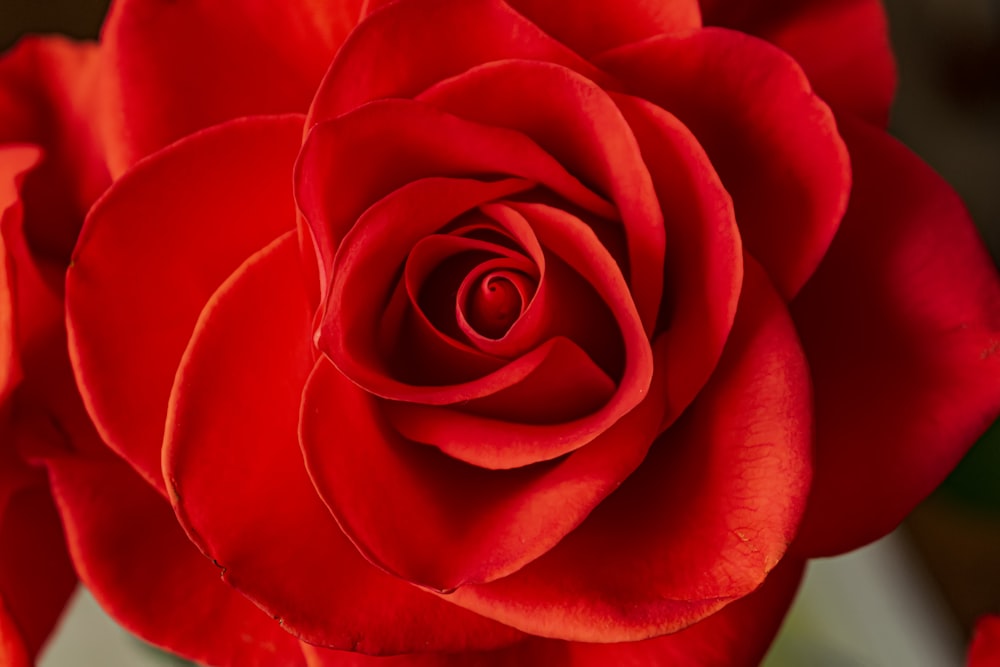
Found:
465,269 -> 532,339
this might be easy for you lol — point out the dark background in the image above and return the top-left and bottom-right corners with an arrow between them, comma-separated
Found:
3,0 -> 999,637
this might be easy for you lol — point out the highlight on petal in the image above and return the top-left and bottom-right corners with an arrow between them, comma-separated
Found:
598,28 -> 850,299
100,0 -> 361,172
790,116 -> 1000,556
67,115 -> 303,496
447,261 -> 812,642
163,233 -> 522,654
699,0 -> 896,125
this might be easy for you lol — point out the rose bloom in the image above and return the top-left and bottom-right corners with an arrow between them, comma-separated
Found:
4,0 -> 1000,665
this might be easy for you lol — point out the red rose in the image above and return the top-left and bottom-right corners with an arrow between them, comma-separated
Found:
43,0 -> 1000,665
0,36 -> 108,667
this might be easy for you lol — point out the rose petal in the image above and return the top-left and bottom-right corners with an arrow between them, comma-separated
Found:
301,328 -> 664,590
100,0 -> 360,172
0,37 -> 109,261
302,551 -> 796,667
308,0 -> 609,127
419,60 -> 665,335
448,260 -> 812,642
597,28 -> 850,299
320,175 -> 548,405
47,453 -> 307,667
383,201 -> 653,469
164,233 -> 521,654
699,0 -> 896,126
609,92 -> 742,428
296,98 -> 612,287
0,146 -> 42,398
67,115 -> 302,496
790,116 -> 1000,556
503,0 -> 701,55
969,616 -> 1000,667
0,412 -> 74,664
0,595 -> 30,667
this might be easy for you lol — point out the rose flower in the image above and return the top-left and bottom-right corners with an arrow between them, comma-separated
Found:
10,0 -> 1000,665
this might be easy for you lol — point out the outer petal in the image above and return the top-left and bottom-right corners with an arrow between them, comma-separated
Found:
0,36 -> 109,262
100,0 -> 361,172
447,261 -> 813,642
67,115 -> 303,496
361,0 -> 701,55
47,453 -> 307,667
164,233 -> 522,654
301,558 -> 803,666
308,0 -> 608,127
597,28 -> 850,299
790,117 -> 1000,556
503,0 -> 701,56
699,0 -> 896,126
0,456 -> 75,664
970,615 -> 1000,667
0,596 -> 30,667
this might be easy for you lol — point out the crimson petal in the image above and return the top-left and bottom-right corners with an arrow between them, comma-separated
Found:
296,98 -> 611,288
699,0 -> 896,126
308,0 -> 608,127
447,261 -> 812,642
790,116 -> 1000,556
164,233 -> 521,654
419,60 -> 665,335
100,0 -> 360,172
48,453 -> 306,667
597,28 -> 849,299
67,115 -> 302,496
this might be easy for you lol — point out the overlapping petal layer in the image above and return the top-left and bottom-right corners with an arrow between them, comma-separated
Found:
164,233 -> 523,654
302,558 -> 802,666
100,0 -> 361,172
597,29 -> 849,299
67,116 -> 303,494
48,451 -> 307,666
699,0 -> 896,125
447,261 -> 812,642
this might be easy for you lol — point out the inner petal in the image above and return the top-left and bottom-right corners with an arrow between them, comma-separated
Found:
461,268 -> 533,339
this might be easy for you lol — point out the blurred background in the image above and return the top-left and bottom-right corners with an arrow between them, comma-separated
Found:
2,0 -> 998,664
